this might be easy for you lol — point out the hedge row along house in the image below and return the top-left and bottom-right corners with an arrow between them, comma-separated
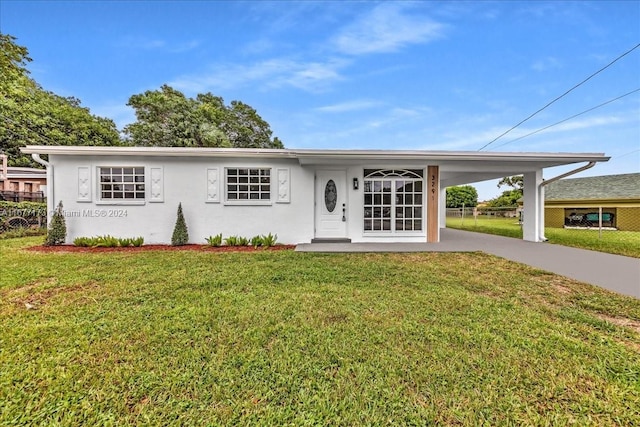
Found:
21,145 -> 609,245
545,173 -> 640,231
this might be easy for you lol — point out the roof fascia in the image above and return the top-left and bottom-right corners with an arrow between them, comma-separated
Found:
20,145 -> 609,165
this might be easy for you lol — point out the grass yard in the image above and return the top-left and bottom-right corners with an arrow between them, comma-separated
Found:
1,237 -> 640,425
446,217 -> 640,258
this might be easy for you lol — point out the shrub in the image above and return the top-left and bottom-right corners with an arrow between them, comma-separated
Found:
0,201 -> 47,226
261,233 -> 278,248
94,235 -> 120,248
224,235 -> 249,246
171,203 -> 189,246
130,236 -> 144,247
0,228 -> 46,240
73,235 -> 145,248
224,235 -> 239,246
250,235 -> 263,248
206,233 -> 223,247
119,237 -> 136,247
44,201 -> 66,246
73,237 -> 93,247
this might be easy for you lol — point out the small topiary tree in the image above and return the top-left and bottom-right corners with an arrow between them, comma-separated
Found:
171,202 -> 189,246
45,201 -> 66,246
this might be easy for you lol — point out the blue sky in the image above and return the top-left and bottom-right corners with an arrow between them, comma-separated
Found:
2,0 -> 639,200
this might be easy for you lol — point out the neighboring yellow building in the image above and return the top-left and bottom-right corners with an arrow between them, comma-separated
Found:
545,173 -> 640,232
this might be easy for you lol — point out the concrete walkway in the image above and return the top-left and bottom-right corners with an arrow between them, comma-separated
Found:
296,228 -> 640,299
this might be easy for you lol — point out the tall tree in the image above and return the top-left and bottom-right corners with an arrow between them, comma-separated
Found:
0,34 -> 123,167
497,175 -> 523,191
125,85 -> 284,149
487,175 -> 524,207
446,185 -> 478,208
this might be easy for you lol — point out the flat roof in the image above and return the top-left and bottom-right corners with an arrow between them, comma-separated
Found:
21,146 -> 610,185
21,145 -> 608,163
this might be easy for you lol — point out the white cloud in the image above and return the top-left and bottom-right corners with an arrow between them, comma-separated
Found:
170,57 -> 348,94
333,2 -> 445,55
546,115 -> 624,132
168,40 -> 201,53
430,112 -> 633,153
117,36 -> 200,53
315,100 -> 381,113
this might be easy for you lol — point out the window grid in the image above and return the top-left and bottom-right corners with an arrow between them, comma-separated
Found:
227,168 -> 271,201
394,180 -> 423,231
364,179 -> 392,231
99,167 -> 145,200
364,173 -> 423,233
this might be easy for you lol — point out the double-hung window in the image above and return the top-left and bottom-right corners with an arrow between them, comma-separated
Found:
99,167 -> 145,200
226,168 -> 271,202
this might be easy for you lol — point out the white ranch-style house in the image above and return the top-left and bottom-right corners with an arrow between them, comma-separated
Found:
21,146 -> 609,245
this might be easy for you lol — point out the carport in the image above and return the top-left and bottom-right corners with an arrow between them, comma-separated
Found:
436,151 -> 610,242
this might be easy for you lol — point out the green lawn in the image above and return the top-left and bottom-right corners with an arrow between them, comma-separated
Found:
1,237 -> 639,425
446,217 -> 640,258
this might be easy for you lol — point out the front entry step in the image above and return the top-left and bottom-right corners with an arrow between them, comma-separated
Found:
311,238 -> 352,244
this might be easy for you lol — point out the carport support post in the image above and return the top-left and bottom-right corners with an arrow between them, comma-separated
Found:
523,169 -> 544,242
439,187 -> 447,231
427,165 -> 440,243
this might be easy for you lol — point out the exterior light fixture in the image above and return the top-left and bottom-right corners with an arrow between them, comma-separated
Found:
353,177 -> 359,190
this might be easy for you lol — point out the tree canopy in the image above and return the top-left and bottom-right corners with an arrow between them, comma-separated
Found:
446,185 -> 478,208
0,34 -> 122,167
486,175 -> 524,207
1,34 -> 284,167
497,175 -> 523,191
124,85 -> 284,149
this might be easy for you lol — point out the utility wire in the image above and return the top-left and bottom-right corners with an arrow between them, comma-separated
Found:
493,87 -> 640,149
478,42 -> 640,151
613,149 -> 639,159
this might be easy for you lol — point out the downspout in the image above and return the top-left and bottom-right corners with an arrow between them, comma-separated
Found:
31,153 -> 53,224
537,161 -> 597,241
540,161 -> 597,188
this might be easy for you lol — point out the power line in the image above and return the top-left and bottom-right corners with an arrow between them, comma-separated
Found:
613,149 -> 639,159
493,87 -> 640,149
478,42 -> 640,151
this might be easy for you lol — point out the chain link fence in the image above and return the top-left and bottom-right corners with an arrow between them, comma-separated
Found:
446,205 -> 640,256
545,206 -> 640,231
446,206 -> 522,224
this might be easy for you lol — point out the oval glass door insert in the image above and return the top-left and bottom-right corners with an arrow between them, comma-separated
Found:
324,179 -> 337,212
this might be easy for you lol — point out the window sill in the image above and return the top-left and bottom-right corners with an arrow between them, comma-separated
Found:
224,200 -> 272,206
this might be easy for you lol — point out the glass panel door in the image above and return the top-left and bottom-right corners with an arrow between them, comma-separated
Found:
363,170 -> 423,234
364,179 -> 392,231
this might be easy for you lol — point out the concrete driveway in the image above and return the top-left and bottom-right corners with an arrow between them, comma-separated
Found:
296,228 -> 640,299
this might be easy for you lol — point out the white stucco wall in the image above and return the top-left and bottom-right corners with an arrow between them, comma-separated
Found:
48,155 -> 315,244
47,155 -> 438,244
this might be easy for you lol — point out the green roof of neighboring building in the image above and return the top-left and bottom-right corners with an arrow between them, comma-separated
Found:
545,173 -> 640,201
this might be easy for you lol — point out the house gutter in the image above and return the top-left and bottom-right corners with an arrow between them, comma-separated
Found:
540,161 -> 597,188
31,154 -> 53,223
537,161 -> 597,241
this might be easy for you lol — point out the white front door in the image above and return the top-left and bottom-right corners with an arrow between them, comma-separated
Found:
315,170 -> 347,238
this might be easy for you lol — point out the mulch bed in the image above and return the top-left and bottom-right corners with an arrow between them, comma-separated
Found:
27,244 -> 296,253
